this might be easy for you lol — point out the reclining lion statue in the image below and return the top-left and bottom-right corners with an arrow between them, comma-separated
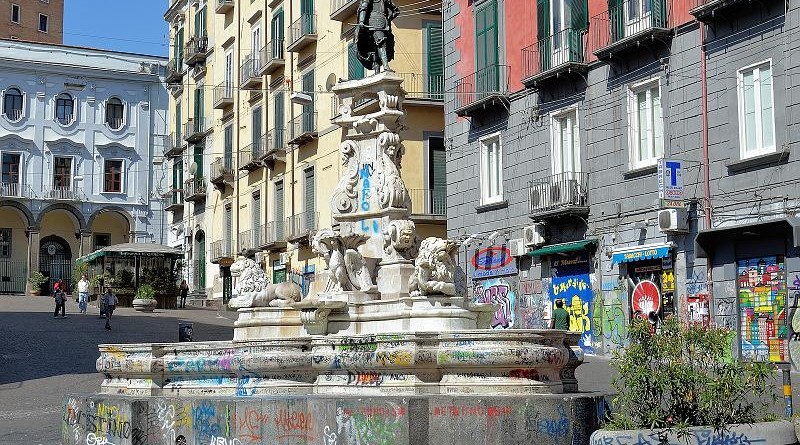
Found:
227,257 -> 302,309
409,237 -> 458,297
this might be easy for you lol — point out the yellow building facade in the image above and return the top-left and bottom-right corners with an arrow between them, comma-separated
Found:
165,0 -> 445,303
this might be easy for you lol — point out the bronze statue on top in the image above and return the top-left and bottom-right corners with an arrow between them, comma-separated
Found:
355,0 -> 400,73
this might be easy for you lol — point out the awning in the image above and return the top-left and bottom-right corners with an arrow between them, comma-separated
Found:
528,239 -> 597,257
695,217 -> 800,259
611,242 -> 674,264
76,243 -> 184,264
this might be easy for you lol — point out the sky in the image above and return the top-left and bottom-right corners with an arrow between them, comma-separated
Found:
63,1 -> 169,57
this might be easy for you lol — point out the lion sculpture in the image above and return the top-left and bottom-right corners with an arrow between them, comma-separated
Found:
409,237 -> 459,297
227,257 -> 302,309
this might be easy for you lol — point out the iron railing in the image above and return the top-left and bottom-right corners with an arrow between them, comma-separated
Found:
43,186 -> 84,201
3,107 -> 22,122
330,0 -> 358,20
210,240 -> 230,261
397,72 -> 444,101
408,188 -> 446,216
0,260 -> 27,294
213,83 -> 234,108
240,53 -> 262,87
261,39 -> 285,74
288,13 -> 317,50
522,28 -> 586,81
287,211 -> 318,241
238,230 -> 253,252
266,128 -> 287,155
184,35 -> 209,65
166,58 -> 183,83
260,221 -> 286,247
529,172 -> 588,215
239,135 -> 265,170
589,0 -> 667,53
183,117 -> 212,142
164,189 -> 184,211
453,64 -> 510,113
0,183 -> 34,199
210,156 -> 234,183
184,177 -> 207,201
290,112 -> 317,143
164,132 -> 186,157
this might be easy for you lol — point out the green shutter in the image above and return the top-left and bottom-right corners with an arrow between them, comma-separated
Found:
252,193 -> 261,237
224,204 -> 232,252
224,125 -> 233,169
348,41 -> 364,80
275,91 -> 285,147
252,107 -> 263,142
195,6 -> 206,37
302,71 -> 314,132
175,28 -> 184,66
610,0 -> 624,42
272,9 -> 284,45
194,145 -> 203,178
570,0 -> 588,31
475,0 -> 498,92
426,24 -> 443,96
173,160 -> 183,189
175,105 -> 182,142
304,168 -> 315,229
275,181 -> 284,237
537,0 -> 550,41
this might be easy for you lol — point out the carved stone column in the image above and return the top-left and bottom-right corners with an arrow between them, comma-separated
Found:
26,229 -> 40,294
79,231 -> 93,257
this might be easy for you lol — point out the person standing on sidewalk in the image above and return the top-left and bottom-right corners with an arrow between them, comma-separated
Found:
550,299 -> 570,330
77,275 -> 90,314
102,288 -> 118,330
179,280 -> 189,309
53,286 -> 67,319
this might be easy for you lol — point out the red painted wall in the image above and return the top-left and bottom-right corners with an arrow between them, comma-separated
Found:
504,0 -> 536,91
454,0 -> 475,82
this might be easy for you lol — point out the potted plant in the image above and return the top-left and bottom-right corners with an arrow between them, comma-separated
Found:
590,317 -> 795,444
27,271 -> 47,296
132,284 -> 157,312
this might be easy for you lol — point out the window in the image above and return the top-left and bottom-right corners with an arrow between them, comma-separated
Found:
628,80 -> 663,169
252,191 -> 261,245
3,87 -> 23,121
475,0 -> 498,90
0,229 -> 10,258
105,98 -> 124,129
173,159 -> 183,190
38,13 -> 48,32
304,167 -> 315,230
479,133 -> 503,205
428,137 -> 447,214
348,41 -> 364,80
194,145 -> 204,178
53,157 -> 72,189
1,153 -> 20,185
425,23 -> 443,97
224,48 -> 234,94
275,180 -> 284,237
93,234 -> 111,251
195,4 -> 206,38
223,125 -> 233,170
103,160 -> 123,193
252,106 -> 263,153
271,9 -> 284,59
55,93 -> 74,125
551,109 -> 581,175
224,203 -> 233,253
738,61 -> 775,159
251,23 -> 262,60
301,70 -> 314,132
11,4 -> 20,24
175,27 -> 185,67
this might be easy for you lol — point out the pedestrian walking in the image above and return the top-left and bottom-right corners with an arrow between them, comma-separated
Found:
550,299 -> 570,330
102,288 -> 118,330
179,279 -> 189,309
77,275 -> 90,314
53,286 -> 67,319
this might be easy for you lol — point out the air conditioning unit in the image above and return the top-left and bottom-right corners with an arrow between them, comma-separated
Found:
523,224 -> 546,247
278,252 -> 290,266
508,238 -> 528,257
658,208 -> 688,233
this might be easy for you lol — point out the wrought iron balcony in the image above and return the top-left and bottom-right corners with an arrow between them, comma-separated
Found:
589,0 -> 669,60
183,117 -> 212,143
260,128 -> 287,166
239,135 -> 265,171
528,172 -> 589,219
164,189 -> 184,212
289,112 -> 317,146
166,58 -> 183,84
42,186 -> 85,201
453,64 -> 510,117
287,211 -> 318,243
238,230 -> 254,254
396,72 -> 444,102
215,0 -> 234,14
522,28 -> 588,87
210,239 -> 234,263
0,183 -> 34,199
330,0 -> 358,21
240,53 -> 263,89
287,13 -> 317,52
409,188 -> 446,217
184,35 -> 209,66
184,176 -> 207,202
210,156 -> 235,186
259,40 -> 285,75
258,221 -> 287,251
213,83 -> 234,109
164,132 -> 186,157
688,0 -> 750,21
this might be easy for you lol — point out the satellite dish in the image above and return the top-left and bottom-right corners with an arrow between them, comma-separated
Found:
326,73 -> 337,91
189,162 -> 198,175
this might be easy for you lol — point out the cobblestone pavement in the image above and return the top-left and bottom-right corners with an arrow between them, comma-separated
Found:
0,294 -> 237,444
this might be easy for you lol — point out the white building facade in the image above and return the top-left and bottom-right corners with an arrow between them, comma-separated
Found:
0,39 -> 169,293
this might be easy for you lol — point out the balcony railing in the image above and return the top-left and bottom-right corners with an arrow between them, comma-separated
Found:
164,189 -> 184,212
453,64 -> 510,117
213,83 -> 234,109
184,35 -> 209,66
287,211 -> 318,242
43,186 -> 85,201
261,128 -> 287,164
210,156 -> 235,185
215,0 -> 234,13
522,28 -> 587,86
260,40 -> 285,75
289,112 -> 317,145
287,14 -> 317,52
210,239 -> 234,263
238,230 -> 254,253
259,221 -> 287,250
184,117 -> 212,143
409,188 -> 446,216
589,0 -> 668,59
330,0 -> 358,21
166,58 -> 183,84
0,183 -> 34,199
240,53 -> 263,89
164,132 -> 186,157
397,72 -> 444,102
239,136 -> 265,171
528,172 -> 589,217
184,177 -> 207,202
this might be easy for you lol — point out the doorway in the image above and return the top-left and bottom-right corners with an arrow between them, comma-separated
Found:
39,235 -> 72,294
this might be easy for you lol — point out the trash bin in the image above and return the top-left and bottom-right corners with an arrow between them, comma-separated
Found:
178,322 -> 193,342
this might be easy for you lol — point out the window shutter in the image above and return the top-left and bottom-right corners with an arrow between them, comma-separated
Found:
348,41 -> 364,80
537,0 -> 550,41
252,193 -> 261,235
302,71 -> 314,131
304,168 -> 315,230
175,105 -> 182,142
570,0 -> 588,31
426,24 -> 443,95
194,145 -> 203,178
610,0 -> 624,41
275,181 -> 285,237
224,126 -> 233,169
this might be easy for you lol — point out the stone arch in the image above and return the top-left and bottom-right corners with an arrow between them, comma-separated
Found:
35,203 -> 86,231
0,200 -> 34,229
87,206 -> 134,232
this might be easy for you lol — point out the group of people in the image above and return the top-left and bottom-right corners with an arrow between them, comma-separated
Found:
51,275 -> 118,329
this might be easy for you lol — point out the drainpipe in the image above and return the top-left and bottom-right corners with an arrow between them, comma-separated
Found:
699,22 -> 715,318
288,0 -> 296,245
235,0 -> 242,255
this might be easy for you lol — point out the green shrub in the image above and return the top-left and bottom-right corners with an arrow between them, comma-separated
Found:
606,317 -> 777,433
27,271 -> 47,289
135,284 -> 157,302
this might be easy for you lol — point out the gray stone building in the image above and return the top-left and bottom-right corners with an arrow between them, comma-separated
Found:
443,0 -> 799,360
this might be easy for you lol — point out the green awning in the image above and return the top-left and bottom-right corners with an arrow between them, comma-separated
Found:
76,243 -> 183,264
527,239 -> 597,257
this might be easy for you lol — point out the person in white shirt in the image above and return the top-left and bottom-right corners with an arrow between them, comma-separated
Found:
77,275 -> 90,314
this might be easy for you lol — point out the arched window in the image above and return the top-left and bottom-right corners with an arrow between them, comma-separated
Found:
105,97 -> 124,129
55,93 -> 74,125
3,88 -> 23,121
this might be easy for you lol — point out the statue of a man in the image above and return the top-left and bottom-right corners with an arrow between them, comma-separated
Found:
356,0 -> 400,73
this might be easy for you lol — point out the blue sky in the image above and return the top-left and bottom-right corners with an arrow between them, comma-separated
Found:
63,1 -> 169,57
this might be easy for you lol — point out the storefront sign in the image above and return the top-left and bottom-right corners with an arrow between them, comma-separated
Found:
632,280 -> 661,321
612,244 -> 672,264
658,159 -> 684,208
471,246 -> 517,279
549,255 -> 593,354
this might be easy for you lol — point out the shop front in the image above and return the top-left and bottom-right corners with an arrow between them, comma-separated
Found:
470,245 -> 518,330
611,243 -> 676,327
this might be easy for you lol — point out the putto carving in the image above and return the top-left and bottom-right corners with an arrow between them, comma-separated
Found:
312,228 -> 376,292
409,237 -> 459,297
377,132 -> 409,210
331,140 -> 361,215
227,257 -> 302,308
383,219 -> 418,261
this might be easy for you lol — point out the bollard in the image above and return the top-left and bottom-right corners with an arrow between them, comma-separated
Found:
779,362 -> 793,417
178,322 -> 193,342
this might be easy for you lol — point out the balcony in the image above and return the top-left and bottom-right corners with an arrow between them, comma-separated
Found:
166,58 -> 183,84
210,239 -> 234,264
240,53 -> 263,89
287,211 -> 318,243
164,132 -> 186,157
238,230 -> 255,254
215,0 -> 234,14
528,172 -> 589,219
287,14 -> 317,52
0,183 -> 34,199
522,28 -> 588,88
258,221 -> 287,251
210,156 -> 235,186
330,0 -> 358,21
409,188 -> 446,218
261,128 -> 287,166
213,83 -> 234,109
183,117 -> 211,143
42,186 -> 85,201
239,136 -> 265,171
689,0 -> 751,21
184,177 -> 207,202
590,0 -> 670,60
164,189 -> 184,212
453,64 -> 510,117
259,40 -> 285,75
184,35 -> 209,66
289,112 -> 317,146
397,72 -> 444,103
